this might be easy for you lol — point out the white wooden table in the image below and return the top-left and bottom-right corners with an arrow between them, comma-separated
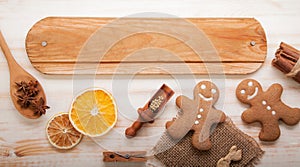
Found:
0,0 -> 300,166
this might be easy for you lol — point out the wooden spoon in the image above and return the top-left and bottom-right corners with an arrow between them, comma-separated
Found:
0,31 -> 47,119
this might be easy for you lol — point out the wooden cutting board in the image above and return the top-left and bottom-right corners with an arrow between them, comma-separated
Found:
25,17 -> 266,75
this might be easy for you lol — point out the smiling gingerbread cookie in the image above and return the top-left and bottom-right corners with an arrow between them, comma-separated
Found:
166,81 -> 226,150
236,79 -> 300,141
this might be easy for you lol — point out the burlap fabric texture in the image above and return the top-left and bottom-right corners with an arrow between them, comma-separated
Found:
153,118 -> 264,167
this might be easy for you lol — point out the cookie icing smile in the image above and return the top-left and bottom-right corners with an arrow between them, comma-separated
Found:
247,87 -> 258,100
198,93 -> 213,101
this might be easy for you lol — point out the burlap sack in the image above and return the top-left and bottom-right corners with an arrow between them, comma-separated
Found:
153,118 -> 263,167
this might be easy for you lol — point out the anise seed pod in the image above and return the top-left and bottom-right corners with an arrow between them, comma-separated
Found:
28,80 -> 38,88
15,81 -> 28,93
15,94 -> 35,108
26,80 -> 39,97
32,97 -> 49,116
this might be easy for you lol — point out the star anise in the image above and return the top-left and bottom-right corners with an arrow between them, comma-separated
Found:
27,80 -> 39,96
15,94 -> 35,108
31,97 -> 49,116
15,81 -> 28,93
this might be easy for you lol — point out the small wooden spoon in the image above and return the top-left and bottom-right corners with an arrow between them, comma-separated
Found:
0,31 -> 47,119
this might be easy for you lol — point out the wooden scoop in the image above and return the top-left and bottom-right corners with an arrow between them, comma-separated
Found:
125,84 -> 174,138
0,31 -> 47,119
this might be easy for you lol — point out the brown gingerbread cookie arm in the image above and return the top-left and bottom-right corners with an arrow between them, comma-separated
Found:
165,96 -> 185,128
208,108 -> 226,124
175,95 -> 184,108
265,83 -> 283,101
241,108 -> 259,123
277,105 -> 300,125
166,95 -> 197,140
165,117 -> 176,129
165,96 -> 186,128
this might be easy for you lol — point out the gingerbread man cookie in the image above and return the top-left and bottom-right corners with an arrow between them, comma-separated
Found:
236,79 -> 300,141
166,81 -> 226,150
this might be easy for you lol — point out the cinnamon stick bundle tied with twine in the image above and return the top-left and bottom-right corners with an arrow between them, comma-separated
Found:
272,42 -> 300,83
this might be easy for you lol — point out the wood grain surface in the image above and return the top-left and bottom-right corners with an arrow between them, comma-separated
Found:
25,17 -> 266,75
0,0 -> 300,167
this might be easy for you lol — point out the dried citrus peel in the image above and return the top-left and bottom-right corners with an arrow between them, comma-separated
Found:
69,89 -> 117,137
46,112 -> 83,149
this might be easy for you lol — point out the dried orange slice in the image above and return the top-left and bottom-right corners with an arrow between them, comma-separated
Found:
46,112 -> 83,149
69,89 -> 117,137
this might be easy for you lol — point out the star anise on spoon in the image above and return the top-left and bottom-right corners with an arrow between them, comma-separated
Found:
31,97 -> 50,116
27,80 -> 39,96
15,81 -> 29,93
15,93 -> 35,108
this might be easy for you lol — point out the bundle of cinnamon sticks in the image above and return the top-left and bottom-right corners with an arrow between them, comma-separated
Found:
272,42 -> 300,83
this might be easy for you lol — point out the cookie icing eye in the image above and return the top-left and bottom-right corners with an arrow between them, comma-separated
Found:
240,90 -> 246,94
248,81 -> 253,86
201,84 -> 206,89
211,89 -> 216,94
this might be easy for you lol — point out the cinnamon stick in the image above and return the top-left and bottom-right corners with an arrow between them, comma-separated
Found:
272,42 -> 300,83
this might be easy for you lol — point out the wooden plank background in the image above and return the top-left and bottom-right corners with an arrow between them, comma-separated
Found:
25,17 -> 266,75
0,0 -> 300,166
